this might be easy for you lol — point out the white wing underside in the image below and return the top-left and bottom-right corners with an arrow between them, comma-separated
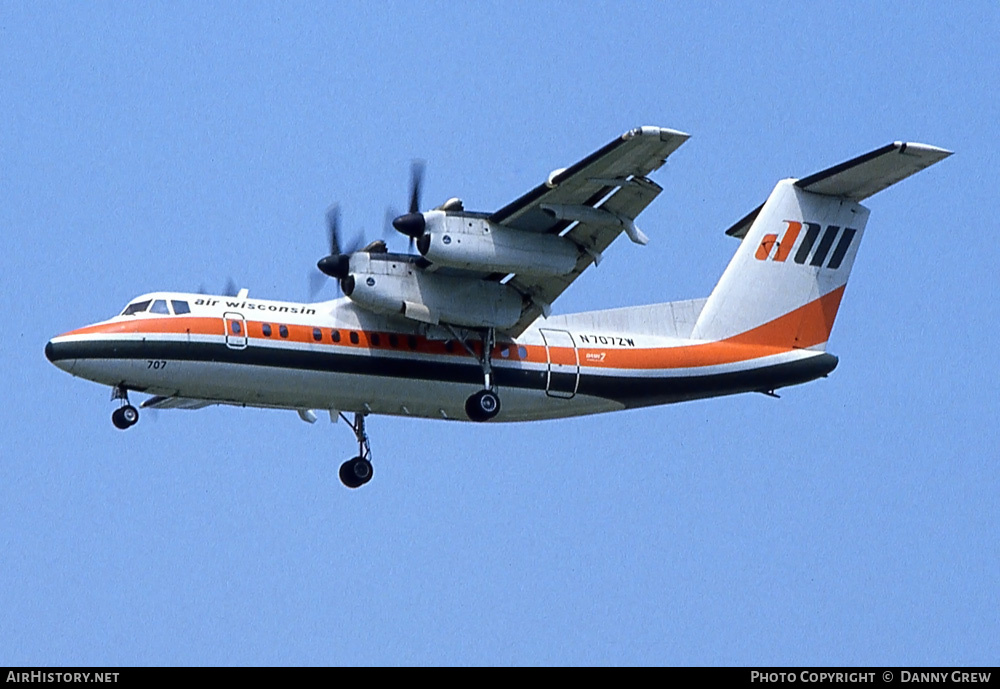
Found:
142,395 -> 214,410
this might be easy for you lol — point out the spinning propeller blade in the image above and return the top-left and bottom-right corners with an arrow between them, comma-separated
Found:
308,270 -> 329,300
388,160 -> 427,252
408,159 -> 425,214
325,203 -> 341,256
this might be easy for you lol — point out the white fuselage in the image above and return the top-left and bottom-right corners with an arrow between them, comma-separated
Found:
45,291 -> 837,422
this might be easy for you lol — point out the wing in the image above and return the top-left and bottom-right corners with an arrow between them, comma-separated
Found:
491,126 -> 690,336
141,395 -> 215,410
142,394 -> 327,424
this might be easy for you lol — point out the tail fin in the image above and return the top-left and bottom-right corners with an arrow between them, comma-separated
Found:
691,142 -> 951,348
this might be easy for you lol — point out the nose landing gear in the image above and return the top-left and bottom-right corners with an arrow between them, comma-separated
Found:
111,385 -> 139,430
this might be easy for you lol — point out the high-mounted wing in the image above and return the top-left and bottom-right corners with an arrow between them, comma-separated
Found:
492,126 -> 690,335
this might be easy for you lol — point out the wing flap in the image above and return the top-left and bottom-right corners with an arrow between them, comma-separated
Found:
564,176 -> 662,254
490,126 -> 689,234
492,127 -> 688,335
504,176 -> 669,336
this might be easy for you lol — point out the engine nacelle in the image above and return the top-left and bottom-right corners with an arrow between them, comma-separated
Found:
416,212 -> 581,276
343,252 -> 523,330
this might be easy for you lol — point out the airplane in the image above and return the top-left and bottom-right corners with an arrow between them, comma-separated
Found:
44,126 -> 951,488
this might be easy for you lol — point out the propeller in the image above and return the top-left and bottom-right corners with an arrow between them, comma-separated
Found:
196,280 -> 238,296
311,203 -> 364,299
408,159 -> 424,214
391,160 -> 427,250
311,161 -> 426,298
316,204 -> 347,278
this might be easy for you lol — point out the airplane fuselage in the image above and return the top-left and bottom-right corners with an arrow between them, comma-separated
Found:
45,291 -> 837,423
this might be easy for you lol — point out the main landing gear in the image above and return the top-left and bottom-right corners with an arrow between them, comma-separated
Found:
110,384 -> 139,430
337,412 -> 373,489
453,326 -> 502,422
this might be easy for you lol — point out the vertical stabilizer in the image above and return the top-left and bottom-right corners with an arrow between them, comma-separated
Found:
691,181 -> 868,349
691,141 -> 951,349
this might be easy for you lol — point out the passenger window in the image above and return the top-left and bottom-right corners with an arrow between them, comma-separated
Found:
500,346 -> 510,358
171,300 -> 191,315
407,335 -> 418,350
332,330 -> 341,343
279,325 -> 289,338
518,346 -> 527,359
389,334 -> 398,348
445,341 -> 455,353
312,327 -> 322,342
122,300 -> 151,316
349,331 -> 359,344
262,324 -> 272,337
371,333 -> 381,347
150,300 -> 169,315
231,321 -> 242,334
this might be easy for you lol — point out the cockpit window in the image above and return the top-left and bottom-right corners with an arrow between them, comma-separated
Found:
171,300 -> 191,315
150,300 -> 170,315
122,300 -> 151,316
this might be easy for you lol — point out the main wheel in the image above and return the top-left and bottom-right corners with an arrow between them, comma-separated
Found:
113,405 -> 139,430
121,405 -> 139,426
111,407 -> 129,429
339,456 -> 373,489
465,389 -> 501,422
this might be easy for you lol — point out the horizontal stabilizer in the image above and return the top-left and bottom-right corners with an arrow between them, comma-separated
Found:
795,142 -> 952,199
726,142 -> 951,238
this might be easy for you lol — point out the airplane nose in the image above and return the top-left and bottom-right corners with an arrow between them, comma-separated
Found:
45,338 -> 76,373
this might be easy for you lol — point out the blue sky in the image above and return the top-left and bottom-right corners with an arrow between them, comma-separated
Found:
2,2 -> 997,665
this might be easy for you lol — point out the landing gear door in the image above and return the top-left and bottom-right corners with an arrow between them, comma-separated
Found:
540,328 -> 579,399
223,312 -> 247,350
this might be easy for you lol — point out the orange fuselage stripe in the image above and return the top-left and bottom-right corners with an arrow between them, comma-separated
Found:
59,287 -> 844,371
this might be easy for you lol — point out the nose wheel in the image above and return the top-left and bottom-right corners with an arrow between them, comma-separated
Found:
110,385 -> 139,430
339,455 -> 373,489
338,412 -> 373,489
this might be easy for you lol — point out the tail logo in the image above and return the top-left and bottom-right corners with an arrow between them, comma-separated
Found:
756,221 -> 858,270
